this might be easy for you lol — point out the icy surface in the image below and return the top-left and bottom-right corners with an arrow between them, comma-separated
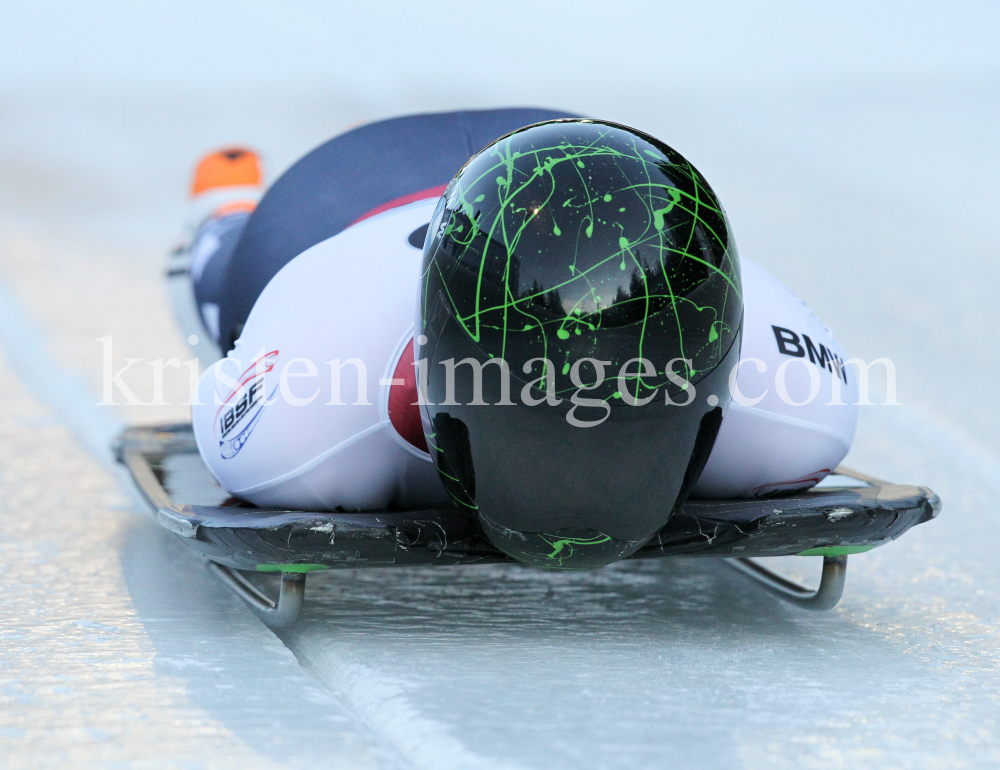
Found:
0,346 -> 384,768
0,8 -> 999,764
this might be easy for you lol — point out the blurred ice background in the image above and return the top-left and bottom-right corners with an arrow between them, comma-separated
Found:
1,2 -> 999,768
1,0 -> 998,440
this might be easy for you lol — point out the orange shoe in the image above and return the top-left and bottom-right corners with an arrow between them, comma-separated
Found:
186,146 -> 264,229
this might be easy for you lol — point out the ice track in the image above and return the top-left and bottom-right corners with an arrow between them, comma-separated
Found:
1,83 -> 999,768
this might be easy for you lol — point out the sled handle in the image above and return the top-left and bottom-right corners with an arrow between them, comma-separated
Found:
120,445 -> 172,511
726,555 -> 848,611
208,562 -> 305,629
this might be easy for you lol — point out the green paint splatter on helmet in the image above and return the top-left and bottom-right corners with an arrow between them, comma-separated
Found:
421,118 -> 741,405
418,119 -> 743,569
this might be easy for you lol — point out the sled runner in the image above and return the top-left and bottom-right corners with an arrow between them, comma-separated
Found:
115,423 -> 941,628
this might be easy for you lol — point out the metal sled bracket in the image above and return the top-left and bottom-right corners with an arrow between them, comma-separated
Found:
208,562 -> 306,629
725,555 -> 848,610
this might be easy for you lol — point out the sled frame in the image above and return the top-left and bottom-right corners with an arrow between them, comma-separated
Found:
115,425 -> 939,626
208,562 -> 306,629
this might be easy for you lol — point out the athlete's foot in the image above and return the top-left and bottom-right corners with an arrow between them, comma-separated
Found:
184,146 -> 264,235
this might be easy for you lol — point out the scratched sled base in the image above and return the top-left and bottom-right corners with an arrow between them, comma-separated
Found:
115,423 -> 941,628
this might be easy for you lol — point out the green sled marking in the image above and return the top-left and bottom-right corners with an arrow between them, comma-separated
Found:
796,545 -> 876,557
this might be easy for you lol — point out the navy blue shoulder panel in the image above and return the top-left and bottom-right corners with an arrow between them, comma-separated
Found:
218,107 -> 579,351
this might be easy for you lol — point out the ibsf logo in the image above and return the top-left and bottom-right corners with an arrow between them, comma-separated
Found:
213,350 -> 279,459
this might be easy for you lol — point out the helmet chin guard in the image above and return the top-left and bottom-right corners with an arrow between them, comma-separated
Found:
417,119 -> 743,568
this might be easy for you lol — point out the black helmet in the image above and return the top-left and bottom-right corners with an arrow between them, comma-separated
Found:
416,119 -> 742,568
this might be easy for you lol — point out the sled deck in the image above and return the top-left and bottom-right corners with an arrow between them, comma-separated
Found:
115,423 -> 941,628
